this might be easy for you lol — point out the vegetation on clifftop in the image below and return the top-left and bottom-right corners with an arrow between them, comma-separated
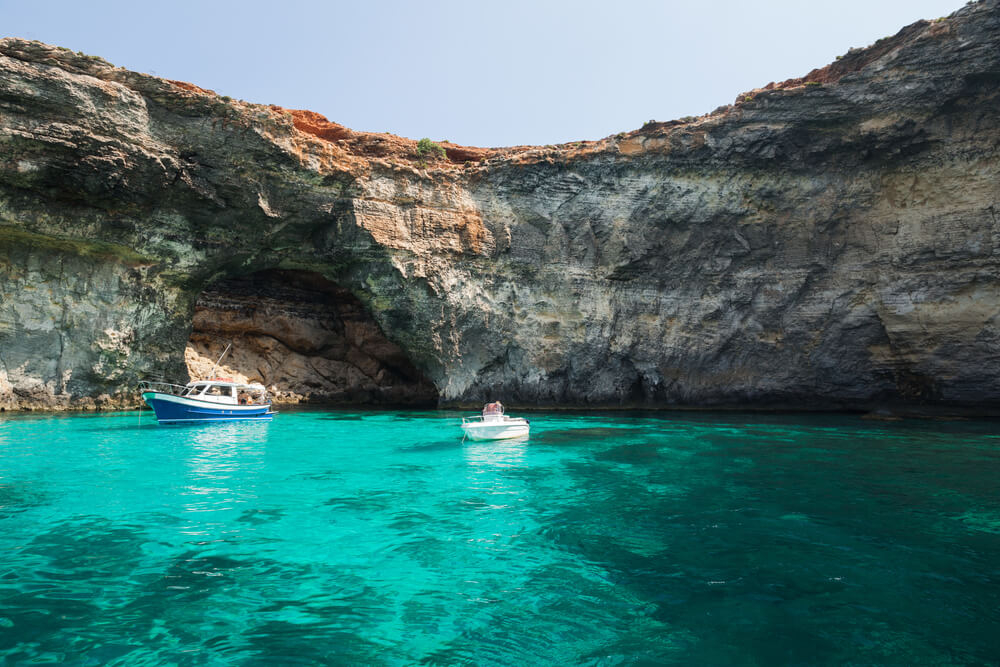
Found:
416,138 -> 446,160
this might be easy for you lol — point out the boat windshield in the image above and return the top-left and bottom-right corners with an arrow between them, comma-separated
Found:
183,382 -> 236,398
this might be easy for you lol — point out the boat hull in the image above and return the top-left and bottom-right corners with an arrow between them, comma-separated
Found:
461,420 -> 530,441
142,392 -> 274,423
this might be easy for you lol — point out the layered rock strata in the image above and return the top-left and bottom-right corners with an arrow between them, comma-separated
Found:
1,0 -> 999,412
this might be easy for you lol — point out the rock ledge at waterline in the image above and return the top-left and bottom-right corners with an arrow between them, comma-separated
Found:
1,1 -> 999,412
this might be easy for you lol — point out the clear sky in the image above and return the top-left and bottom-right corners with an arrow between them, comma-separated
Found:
1,0 -> 966,147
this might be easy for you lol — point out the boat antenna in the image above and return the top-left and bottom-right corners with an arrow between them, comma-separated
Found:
207,342 -> 232,379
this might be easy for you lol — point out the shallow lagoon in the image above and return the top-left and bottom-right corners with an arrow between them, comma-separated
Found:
1,409 -> 998,664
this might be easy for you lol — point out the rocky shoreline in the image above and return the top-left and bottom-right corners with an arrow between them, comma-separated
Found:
2,1 -> 1000,414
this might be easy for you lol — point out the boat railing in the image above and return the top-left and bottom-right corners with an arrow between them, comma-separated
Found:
463,414 -> 521,424
138,380 -> 189,396
463,415 -> 501,424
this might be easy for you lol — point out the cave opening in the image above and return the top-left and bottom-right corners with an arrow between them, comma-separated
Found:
186,269 -> 438,406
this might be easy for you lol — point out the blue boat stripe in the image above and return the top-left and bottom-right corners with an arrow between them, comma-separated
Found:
143,391 -> 274,423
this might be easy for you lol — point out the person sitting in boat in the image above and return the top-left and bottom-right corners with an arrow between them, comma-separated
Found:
483,401 -> 503,416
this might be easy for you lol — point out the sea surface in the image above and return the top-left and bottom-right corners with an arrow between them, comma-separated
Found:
0,408 -> 998,665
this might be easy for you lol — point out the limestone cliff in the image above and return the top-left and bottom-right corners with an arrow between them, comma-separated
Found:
1,1 -> 999,412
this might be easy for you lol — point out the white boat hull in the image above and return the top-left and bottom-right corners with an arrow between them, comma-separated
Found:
461,419 -> 530,441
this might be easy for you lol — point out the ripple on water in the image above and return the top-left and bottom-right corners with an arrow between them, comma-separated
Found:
533,426 -> 651,447
323,490 -> 396,513
595,441 -> 663,464
955,509 -> 1000,534
0,481 -> 51,519
236,508 -> 286,526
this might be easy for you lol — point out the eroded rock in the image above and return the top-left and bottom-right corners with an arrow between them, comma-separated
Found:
186,270 -> 437,406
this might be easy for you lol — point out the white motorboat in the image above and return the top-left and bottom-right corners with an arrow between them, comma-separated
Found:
461,402 -> 529,441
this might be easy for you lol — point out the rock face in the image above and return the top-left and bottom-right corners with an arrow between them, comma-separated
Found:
186,270 -> 437,406
1,1 -> 999,412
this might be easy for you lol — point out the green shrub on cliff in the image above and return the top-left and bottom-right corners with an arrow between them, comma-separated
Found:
417,138 -> 446,160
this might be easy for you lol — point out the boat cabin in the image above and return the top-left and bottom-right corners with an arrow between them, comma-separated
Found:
182,379 -> 269,405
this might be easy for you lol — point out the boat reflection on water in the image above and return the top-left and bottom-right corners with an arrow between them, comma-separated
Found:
461,435 -> 530,556
177,422 -> 268,520
463,435 -> 528,468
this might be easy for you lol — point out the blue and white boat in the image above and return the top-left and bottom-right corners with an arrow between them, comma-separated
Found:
139,378 -> 275,424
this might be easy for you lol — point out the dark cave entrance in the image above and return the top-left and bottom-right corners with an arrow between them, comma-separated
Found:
187,269 -> 438,406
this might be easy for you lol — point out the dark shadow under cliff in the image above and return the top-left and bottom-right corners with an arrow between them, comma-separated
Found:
186,269 -> 438,406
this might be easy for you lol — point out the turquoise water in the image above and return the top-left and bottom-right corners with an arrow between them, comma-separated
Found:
0,409 -> 998,665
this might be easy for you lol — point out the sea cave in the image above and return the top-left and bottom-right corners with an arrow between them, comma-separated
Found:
185,269 -> 438,406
